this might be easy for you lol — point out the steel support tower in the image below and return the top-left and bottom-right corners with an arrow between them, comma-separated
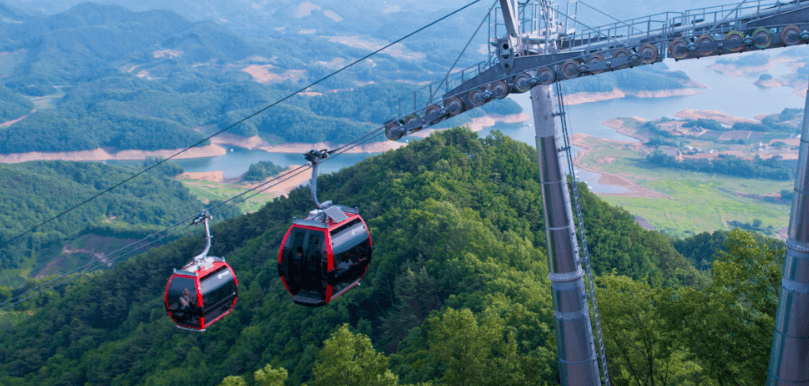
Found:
532,83 -> 601,385
768,78 -> 809,386
381,1 -> 809,383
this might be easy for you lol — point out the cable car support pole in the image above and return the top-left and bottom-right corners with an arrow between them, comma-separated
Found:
191,211 -> 213,263
532,83 -> 601,386
304,149 -> 333,209
767,77 -> 809,386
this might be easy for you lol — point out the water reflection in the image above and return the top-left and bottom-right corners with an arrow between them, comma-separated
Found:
108,148 -> 378,179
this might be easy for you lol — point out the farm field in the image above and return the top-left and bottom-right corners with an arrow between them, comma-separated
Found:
576,134 -> 793,239
178,179 -> 278,214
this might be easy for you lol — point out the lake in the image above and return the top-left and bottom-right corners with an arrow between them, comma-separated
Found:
132,51 -> 807,192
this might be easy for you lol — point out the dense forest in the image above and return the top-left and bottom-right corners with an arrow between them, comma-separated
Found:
0,2 -> 524,153
0,128 -> 783,385
646,150 -> 795,180
0,2 -> 707,154
243,161 -> 286,182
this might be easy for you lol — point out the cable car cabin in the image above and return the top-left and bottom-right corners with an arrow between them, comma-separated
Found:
164,212 -> 238,331
278,205 -> 372,307
165,258 -> 238,331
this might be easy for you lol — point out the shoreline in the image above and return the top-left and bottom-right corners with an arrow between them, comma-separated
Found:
0,112 -> 531,164
571,131 -> 670,198
0,144 -> 227,164
707,56 -> 798,77
563,87 -> 703,106
177,165 -> 311,198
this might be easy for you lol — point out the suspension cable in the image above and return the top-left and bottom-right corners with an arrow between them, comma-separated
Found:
0,161 -> 313,311
430,0 -> 499,102
0,223 -> 192,312
0,162 -> 314,308
0,0 -> 483,253
0,129 -> 391,311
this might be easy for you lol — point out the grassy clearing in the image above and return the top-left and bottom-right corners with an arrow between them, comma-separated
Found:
27,91 -> 65,110
179,179 -> 276,213
581,136 -> 792,239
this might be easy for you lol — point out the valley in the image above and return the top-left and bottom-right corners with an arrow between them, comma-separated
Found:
0,1 -> 805,385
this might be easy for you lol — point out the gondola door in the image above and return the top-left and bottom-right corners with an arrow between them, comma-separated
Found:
326,217 -> 372,300
166,274 -> 203,330
280,225 -> 328,306
199,264 -> 238,329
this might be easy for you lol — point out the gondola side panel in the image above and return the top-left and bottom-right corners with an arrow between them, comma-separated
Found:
196,276 -> 204,329
200,263 -> 239,329
165,274 -> 203,330
325,230 -> 334,303
278,226 -> 293,294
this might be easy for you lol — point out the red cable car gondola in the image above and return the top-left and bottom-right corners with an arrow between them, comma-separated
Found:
165,212 -> 238,331
278,149 -> 372,307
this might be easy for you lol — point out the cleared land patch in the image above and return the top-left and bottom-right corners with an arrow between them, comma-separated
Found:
575,117 -> 794,239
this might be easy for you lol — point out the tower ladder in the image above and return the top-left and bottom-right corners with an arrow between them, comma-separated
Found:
555,80 -> 610,386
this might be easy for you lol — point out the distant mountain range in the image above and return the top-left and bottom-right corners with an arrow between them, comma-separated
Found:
0,2 -> 444,153
0,1 -> 711,155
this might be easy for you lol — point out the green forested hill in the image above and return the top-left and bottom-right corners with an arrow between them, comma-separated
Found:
0,128 -> 762,386
0,3 -> 402,152
0,160 -> 209,285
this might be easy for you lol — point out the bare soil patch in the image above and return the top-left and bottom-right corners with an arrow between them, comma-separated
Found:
244,165 -> 311,197
293,1 -> 320,18
718,131 -> 753,140
177,171 -> 225,182
210,133 -> 266,148
674,109 -> 758,126
326,35 -> 425,60
0,114 -> 29,127
596,170 -> 671,198
571,132 -> 670,199
0,144 -> 227,163
153,49 -> 183,58
314,57 -> 345,68
596,156 -> 617,165
242,64 -> 305,84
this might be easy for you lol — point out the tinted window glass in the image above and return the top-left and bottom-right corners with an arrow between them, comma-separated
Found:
201,267 -> 236,325
284,228 -> 326,300
284,229 -> 307,286
166,276 -> 200,327
331,220 -> 367,255
330,221 -> 371,297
